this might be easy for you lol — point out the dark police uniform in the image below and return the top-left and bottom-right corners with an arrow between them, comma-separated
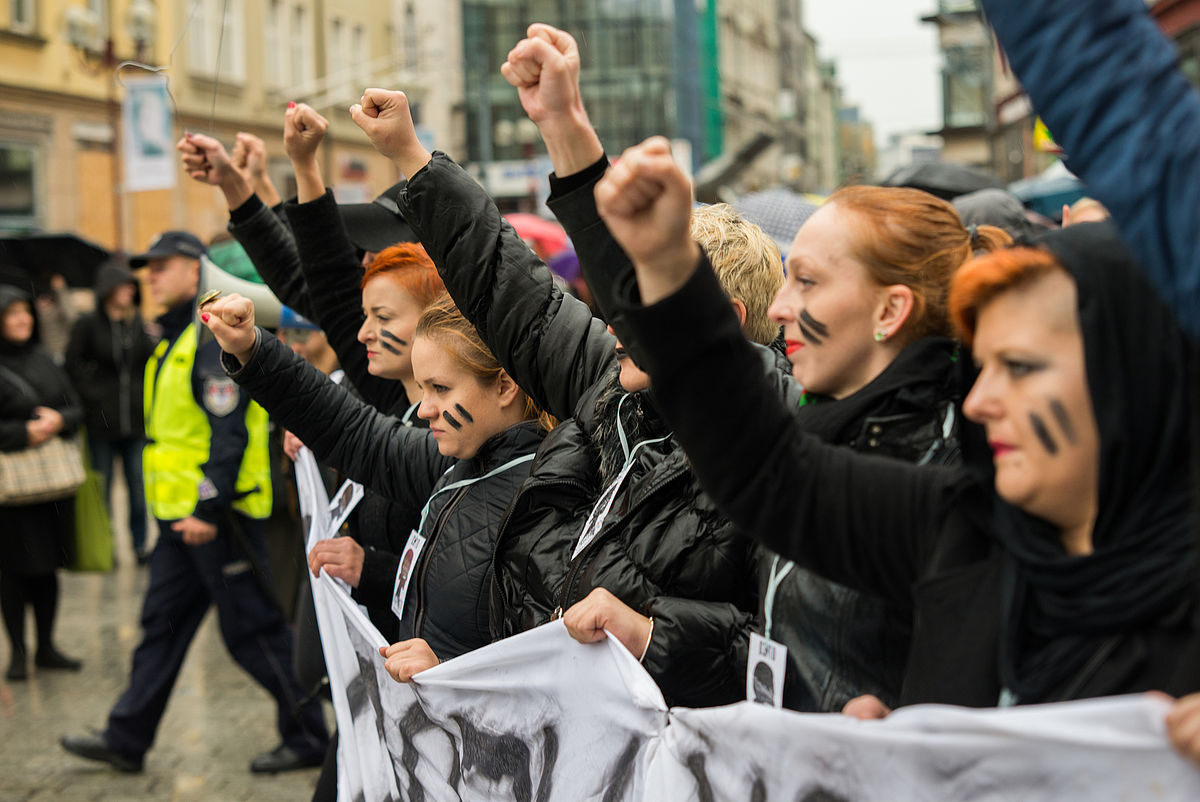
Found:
100,294 -> 327,766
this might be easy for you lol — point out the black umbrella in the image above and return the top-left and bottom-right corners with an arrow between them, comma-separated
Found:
880,161 -> 1005,200
0,234 -> 111,292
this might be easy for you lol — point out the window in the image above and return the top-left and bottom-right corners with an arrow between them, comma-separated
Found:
10,0 -> 34,33
265,0 -> 284,87
943,44 -> 989,128
188,0 -> 245,82
328,17 -> 343,79
403,3 -> 417,69
291,4 -> 313,86
86,0 -> 109,36
352,24 -> 366,78
0,143 -> 39,231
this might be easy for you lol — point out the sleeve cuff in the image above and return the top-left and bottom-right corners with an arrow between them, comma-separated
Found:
221,328 -> 265,380
548,154 -> 609,197
228,194 -> 266,225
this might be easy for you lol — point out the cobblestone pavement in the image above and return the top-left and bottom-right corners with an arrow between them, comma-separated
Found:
0,479 -> 325,802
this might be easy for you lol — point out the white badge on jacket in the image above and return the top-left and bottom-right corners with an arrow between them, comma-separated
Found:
327,479 -> 364,538
391,530 -> 427,620
747,632 -> 787,708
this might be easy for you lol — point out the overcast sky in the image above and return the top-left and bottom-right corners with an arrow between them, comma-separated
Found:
804,0 -> 943,146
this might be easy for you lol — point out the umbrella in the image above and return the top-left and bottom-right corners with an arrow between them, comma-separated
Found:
733,188 -> 822,257
1008,161 -> 1086,221
504,213 -> 569,260
547,247 -> 580,283
0,233 -> 111,291
881,161 -> 1005,200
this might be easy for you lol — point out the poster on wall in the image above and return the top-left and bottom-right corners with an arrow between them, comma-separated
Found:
121,75 -> 176,192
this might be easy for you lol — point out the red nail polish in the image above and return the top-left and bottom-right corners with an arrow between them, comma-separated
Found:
288,101 -> 295,109
201,312 -> 210,322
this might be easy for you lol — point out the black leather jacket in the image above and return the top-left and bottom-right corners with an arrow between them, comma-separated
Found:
764,340 -> 964,712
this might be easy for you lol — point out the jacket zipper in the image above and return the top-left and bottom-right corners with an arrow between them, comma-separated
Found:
552,467 -> 687,619
486,477 -> 590,629
412,484 -> 471,638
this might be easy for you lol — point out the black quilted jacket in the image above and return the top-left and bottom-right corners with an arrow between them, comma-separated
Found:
224,331 -> 544,660
396,154 -> 802,707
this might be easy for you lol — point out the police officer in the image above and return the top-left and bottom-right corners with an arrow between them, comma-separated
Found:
61,231 -> 328,773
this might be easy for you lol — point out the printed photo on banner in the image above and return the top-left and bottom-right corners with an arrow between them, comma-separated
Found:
391,530 -> 427,620
327,479 -> 364,537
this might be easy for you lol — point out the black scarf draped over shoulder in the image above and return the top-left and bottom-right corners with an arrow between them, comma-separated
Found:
991,222 -> 1196,703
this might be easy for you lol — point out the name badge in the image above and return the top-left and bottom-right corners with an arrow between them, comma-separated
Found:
327,479 -> 364,538
747,632 -> 787,708
391,530 -> 427,620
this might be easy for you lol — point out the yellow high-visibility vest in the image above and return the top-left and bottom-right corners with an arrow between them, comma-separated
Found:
143,322 -> 272,520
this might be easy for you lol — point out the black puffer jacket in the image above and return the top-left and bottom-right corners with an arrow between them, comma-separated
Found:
227,191 -> 419,642
224,330 -> 544,660
64,262 -> 154,441
396,154 -> 801,707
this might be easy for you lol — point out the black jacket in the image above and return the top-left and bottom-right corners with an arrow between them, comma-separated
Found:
227,192 -> 420,641
225,331 -> 544,660
396,154 -> 800,707
0,284 -> 83,573
763,337 -> 963,712
64,262 -> 154,441
610,226 -> 1200,708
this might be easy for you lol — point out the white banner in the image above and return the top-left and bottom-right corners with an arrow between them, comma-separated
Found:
294,448 -> 1200,802
121,75 -> 176,192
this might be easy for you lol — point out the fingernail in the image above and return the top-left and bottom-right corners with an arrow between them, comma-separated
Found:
288,101 -> 296,109
201,312 -> 210,322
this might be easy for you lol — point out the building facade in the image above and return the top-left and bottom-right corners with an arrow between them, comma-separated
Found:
0,0 -> 451,253
921,0 -> 992,168
2,1 -> 856,244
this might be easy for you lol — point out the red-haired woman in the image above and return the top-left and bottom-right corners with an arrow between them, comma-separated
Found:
597,140 -> 1200,729
713,183 -> 1011,711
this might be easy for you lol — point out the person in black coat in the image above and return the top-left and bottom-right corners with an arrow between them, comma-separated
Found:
0,284 -> 83,680
594,137 -> 1200,725
351,86 -> 793,709
65,260 -> 155,561
201,292 -> 551,675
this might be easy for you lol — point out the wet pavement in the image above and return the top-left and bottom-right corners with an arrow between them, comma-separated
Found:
0,477 -> 324,801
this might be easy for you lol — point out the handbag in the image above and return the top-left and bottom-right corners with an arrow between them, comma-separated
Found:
71,432 -> 114,572
0,364 -> 87,505
0,435 -> 87,505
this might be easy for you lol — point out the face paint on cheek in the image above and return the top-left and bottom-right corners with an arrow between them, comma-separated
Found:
378,329 -> 405,355
1049,399 -> 1076,445
454,403 -> 474,424
1029,412 -> 1059,455
798,309 -> 828,346
441,409 -> 463,430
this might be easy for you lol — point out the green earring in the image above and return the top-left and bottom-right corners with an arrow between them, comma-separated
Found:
874,330 -> 886,342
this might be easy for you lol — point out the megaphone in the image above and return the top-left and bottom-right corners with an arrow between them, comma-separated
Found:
197,255 -> 283,326
195,256 -> 283,348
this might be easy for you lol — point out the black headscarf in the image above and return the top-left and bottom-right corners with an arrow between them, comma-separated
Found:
991,222 -> 1196,702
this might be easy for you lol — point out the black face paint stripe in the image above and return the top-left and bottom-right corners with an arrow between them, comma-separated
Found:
379,339 -> 402,355
380,329 -> 408,346
1029,412 -> 1058,455
442,409 -> 463,430
1049,399 -> 1076,445
454,403 -> 474,424
797,321 -> 824,346
799,309 -> 830,338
